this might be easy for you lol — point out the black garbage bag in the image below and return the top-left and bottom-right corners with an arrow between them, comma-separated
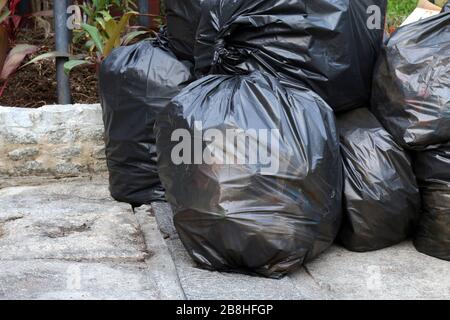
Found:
371,13 -> 450,151
337,108 -> 421,252
442,1 -> 450,12
99,38 -> 194,206
165,0 -> 202,60
413,142 -> 450,261
194,0 -> 387,112
155,71 -> 343,278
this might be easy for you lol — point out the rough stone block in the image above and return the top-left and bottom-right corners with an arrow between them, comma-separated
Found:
8,147 -> 40,161
0,104 -> 107,179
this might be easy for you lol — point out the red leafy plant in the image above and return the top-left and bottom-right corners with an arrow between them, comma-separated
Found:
0,0 -> 38,97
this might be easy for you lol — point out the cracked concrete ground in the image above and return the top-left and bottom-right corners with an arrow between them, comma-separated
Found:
0,178 -> 449,300
0,178 -> 184,300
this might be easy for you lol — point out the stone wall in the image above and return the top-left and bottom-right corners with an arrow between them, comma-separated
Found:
0,104 -> 107,184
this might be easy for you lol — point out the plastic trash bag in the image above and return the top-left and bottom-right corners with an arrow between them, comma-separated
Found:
194,0 -> 387,112
371,13 -> 450,151
442,1 -> 450,12
165,0 -> 202,60
337,108 -> 421,252
155,71 -> 343,278
413,142 -> 450,261
99,38 -> 194,206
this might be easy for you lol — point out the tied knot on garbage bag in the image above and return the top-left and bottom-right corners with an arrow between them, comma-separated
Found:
211,38 -> 256,75
153,27 -> 170,47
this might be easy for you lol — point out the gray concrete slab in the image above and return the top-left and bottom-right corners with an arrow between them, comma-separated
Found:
152,202 -> 450,300
1,178 -> 448,300
0,260 -> 160,300
134,205 -> 185,300
0,180 -> 148,262
289,243 -> 450,300
0,179 -> 182,300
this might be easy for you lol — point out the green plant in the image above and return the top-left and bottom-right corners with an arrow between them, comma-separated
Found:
0,0 -> 38,96
73,0 -> 136,43
1,0 -> 22,43
74,10 -> 141,69
388,0 -> 418,29
79,0 -> 137,22
27,1 -> 151,74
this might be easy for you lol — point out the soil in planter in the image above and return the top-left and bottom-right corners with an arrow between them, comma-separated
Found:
0,28 -> 99,108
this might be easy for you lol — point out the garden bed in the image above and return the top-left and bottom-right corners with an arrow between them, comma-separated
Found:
0,28 -> 99,108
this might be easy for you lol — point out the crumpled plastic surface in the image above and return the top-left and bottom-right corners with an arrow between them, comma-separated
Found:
337,108 -> 421,252
442,1 -> 450,12
413,142 -> 450,261
194,0 -> 387,112
371,13 -> 450,151
99,38 -> 194,206
155,71 -> 343,278
165,0 -> 202,60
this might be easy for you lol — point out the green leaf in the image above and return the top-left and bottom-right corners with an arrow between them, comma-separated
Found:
95,17 -> 106,30
104,18 -> 117,39
128,0 -> 137,10
121,30 -> 150,46
85,40 -> 95,49
81,23 -> 104,54
73,28 -> 86,43
20,51 -> 72,69
103,11 -> 138,57
1,44 -> 39,80
100,10 -> 113,21
64,59 -> 91,75
0,7 -> 10,24
92,0 -> 102,10
80,4 -> 91,16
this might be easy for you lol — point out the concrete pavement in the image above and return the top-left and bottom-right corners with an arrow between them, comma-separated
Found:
0,178 -> 448,300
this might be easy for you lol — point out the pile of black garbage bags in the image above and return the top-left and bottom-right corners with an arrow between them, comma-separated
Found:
99,0 -> 450,278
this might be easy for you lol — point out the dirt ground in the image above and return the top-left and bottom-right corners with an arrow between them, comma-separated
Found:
0,28 -> 99,108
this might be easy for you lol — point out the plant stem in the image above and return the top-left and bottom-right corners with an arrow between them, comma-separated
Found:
0,78 -> 9,97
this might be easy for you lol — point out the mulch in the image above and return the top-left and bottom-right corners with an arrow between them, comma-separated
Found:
0,28 -> 99,108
